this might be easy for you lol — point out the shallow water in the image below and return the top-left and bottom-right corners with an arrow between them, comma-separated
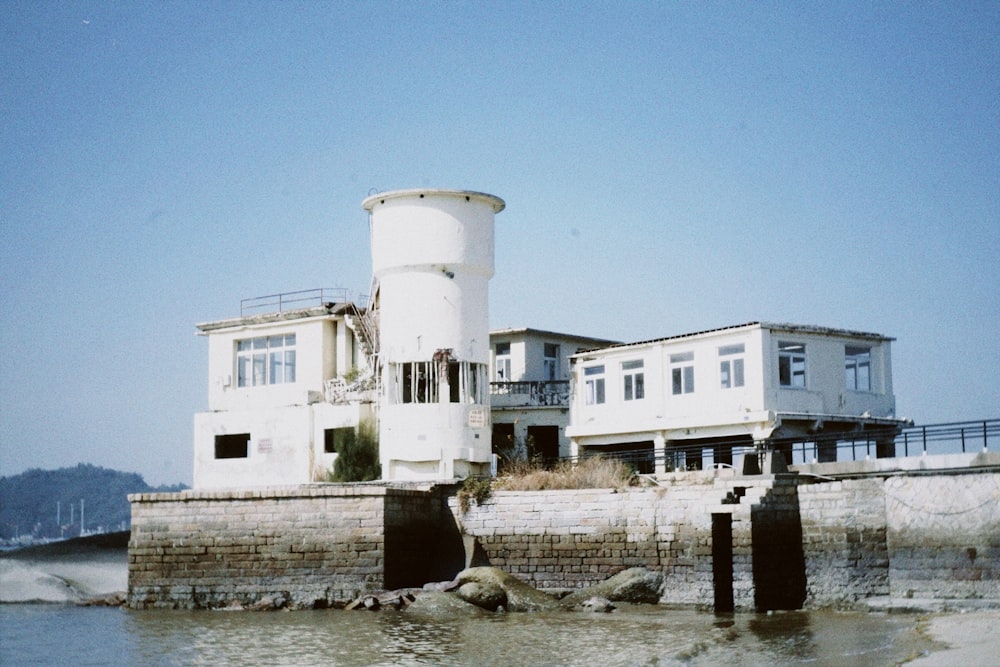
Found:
0,603 -> 934,666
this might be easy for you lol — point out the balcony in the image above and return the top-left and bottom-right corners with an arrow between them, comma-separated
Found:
490,381 -> 569,408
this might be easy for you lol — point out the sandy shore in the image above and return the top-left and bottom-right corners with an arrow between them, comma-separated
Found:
906,610 -> 1000,666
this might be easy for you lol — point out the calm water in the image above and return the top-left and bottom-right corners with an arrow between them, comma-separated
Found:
0,603 -> 934,666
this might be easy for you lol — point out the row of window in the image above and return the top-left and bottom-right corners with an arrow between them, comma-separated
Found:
582,342 -> 871,405
231,333 -> 872,397
494,342 -> 561,382
236,335 -> 296,387
214,427 -> 354,459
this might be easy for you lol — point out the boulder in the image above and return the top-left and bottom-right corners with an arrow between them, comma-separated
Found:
580,596 -> 616,613
248,595 -> 288,611
560,567 -> 664,608
455,581 -> 507,612
454,567 -> 559,612
404,590 -> 489,617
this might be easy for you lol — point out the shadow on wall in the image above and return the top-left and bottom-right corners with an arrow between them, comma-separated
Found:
751,485 -> 807,611
384,488 -> 468,589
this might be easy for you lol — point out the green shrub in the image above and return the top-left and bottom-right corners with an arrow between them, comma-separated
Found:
327,419 -> 381,482
457,476 -> 493,513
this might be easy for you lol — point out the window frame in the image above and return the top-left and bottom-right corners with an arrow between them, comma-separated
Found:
622,359 -> 645,401
844,345 -> 872,392
719,343 -> 745,389
543,343 -> 560,381
670,351 -> 695,395
236,334 -> 296,388
583,364 -> 606,405
778,341 -> 807,388
495,341 -> 511,381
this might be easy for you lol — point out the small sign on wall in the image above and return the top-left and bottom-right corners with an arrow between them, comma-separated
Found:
468,407 -> 487,428
257,438 -> 273,454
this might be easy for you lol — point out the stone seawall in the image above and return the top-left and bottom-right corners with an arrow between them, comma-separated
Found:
451,476 -> 805,611
127,471 -> 1000,610
127,485 -> 462,609
453,472 -> 999,610
885,473 -> 1000,600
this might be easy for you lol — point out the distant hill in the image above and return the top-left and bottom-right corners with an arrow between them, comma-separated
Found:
0,464 -> 186,542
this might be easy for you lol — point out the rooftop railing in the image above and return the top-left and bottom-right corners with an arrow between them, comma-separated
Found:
240,288 -> 351,317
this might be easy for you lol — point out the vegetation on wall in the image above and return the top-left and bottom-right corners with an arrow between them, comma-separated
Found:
457,455 -> 639,512
493,455 -> 637,492
327,419 -> 381,482
457,475 -> 493,513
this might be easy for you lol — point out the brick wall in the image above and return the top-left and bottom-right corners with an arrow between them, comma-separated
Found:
798,479 -> 890,607
128,485 -> 453,609
885,473 -> 1000,600
128,472 -> 1000,611
449,477 -> 800,611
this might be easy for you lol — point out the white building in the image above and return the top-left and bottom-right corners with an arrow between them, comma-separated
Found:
488,328 -> 619,465
364,189 -> 505,481
192,290 -> 376,489
566,322 -> 906,473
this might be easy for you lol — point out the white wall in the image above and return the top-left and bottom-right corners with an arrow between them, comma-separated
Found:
193,402 -> 372,489
567,324 -> 896,447
204,316 -> 341,412
365,190 -> 504,480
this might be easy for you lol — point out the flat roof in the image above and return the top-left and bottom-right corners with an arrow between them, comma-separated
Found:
489,327 -> 621,346
571,321 -> 894,356
196,303 -> 350,334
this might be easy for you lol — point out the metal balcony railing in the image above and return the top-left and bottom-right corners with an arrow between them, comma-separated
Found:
570,419 -> 1000,474
490,381 -> 569,407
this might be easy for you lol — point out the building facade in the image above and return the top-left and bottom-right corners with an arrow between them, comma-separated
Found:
565,322 -> 905,473
192,293 -> 375,489
488,328 -> 619,465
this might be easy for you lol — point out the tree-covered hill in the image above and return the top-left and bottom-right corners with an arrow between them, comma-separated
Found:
0,464 -> 186,542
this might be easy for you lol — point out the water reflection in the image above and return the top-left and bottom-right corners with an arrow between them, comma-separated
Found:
4,604 -> 937,667
747,611 -> 817,660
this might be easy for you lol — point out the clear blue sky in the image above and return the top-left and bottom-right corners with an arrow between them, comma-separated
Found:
2,1 -> 997,486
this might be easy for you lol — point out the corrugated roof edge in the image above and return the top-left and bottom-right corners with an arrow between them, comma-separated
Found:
571,321 -> 894,356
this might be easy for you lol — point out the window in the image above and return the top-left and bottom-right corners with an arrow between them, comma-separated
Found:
543,343 -> 559,381
670,351 -> 695,395
399,361 -> 436,403
622,359 -> 645,400
584,365 -> 605,405
845,345 -> 871,391
778,341 -> 806,387
236,334 -> 296,387
719,344 -> 745,389
390,361 -> 487,404
495,342 -> 511,381
215,433 -> 249,459
324,427 -> 353,454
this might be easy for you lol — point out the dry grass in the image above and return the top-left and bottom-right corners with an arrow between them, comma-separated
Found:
493,456 -> 637,491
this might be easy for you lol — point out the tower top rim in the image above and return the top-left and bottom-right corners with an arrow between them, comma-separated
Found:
362,189 -> 505,214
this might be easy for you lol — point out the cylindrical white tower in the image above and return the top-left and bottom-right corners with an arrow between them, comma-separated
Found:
363,189 -> 505,480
